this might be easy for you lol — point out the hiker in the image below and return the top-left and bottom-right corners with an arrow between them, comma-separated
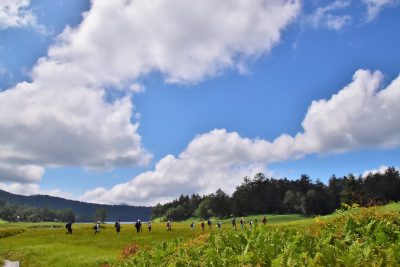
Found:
249,220 -> 253,228
166,220 -> 172,231
115,220 -> 121,233
147,221 -> 152,232
190,222 -> 195,231
200,220 -> 205,231
207,218 -> 212,230
94,221 -> 100,234
262,216 -> 267,225
65,221 -> 72,234
217,220 -> 222,230
135,219 -> 142,233
231,217 -> 236,229
240,217 -> 245,229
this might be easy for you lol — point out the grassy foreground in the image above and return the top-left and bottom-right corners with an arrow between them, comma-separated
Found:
0,214 -> 299,266
1,204 -> 399,266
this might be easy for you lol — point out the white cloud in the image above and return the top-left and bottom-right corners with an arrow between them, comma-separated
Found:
49,0 -> 301,84
0,0 -> 300,184
362,165 -> 399,177
0,0 -> 43,31
0,182 -> 73,199
307,1 -> 352,30
362,0 -> 398,21
81,69 -> 400,205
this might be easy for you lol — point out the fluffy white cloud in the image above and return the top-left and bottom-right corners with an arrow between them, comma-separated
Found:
81,69 -> 400,205
307,1 -> 352,30
362,0 -> 398,21
0,0 -> 300,184
49,0 -> 301,84
362,165 -> 399,177
0,182 -> 73,199
294,69 -> 400,153
0,0 -> 41,30
81,130 -> 270,205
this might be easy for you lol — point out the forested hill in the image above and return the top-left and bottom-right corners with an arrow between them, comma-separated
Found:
0,189 -> 151,222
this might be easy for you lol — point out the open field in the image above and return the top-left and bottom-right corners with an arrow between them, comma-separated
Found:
1,203 -> 399,266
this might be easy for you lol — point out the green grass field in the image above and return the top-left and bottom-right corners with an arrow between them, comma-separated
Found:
1,203 -> 399,266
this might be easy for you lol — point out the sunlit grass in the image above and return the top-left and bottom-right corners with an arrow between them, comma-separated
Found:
1,202 -> 399,266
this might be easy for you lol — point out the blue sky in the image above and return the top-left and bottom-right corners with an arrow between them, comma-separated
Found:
0,0 -> 399,205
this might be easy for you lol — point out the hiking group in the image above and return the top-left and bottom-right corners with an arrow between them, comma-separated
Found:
64,215 -> 268,234
193,215 -> 268,231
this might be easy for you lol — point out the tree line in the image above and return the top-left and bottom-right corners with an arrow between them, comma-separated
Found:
151,167 -> 400,220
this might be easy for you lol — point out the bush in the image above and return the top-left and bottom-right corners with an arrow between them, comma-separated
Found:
121,207 -> 400,266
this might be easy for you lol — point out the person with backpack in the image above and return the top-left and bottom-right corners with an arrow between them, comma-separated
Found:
166,220 -> 172,231
147,221 -> 152,232
94,221 -> 100,234
200,220 -> 205,231
207,218 -> 212,230
115,220 -> 121,233
249,220 -> 253,228
217,220 -> 222,230
231,217 -> 236,229
240,217 -> 245,229
190,222 -> 195,231
65,221 -> 72,234
262,216 -> 267,225
135,219 -> 142,233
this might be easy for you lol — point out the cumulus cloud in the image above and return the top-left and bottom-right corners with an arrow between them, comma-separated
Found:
49,0 -> 300,84
81,69 -> 400,205
0,182 -> 73,199
307,1 -> 352,30
362,0 -> 398,21
81,130 -> 270,205
0,0 -> 43,31
362,165 -> 399,177
0,0 -> 300,185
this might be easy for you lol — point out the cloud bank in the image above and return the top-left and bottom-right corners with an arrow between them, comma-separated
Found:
82,69 -> 400,205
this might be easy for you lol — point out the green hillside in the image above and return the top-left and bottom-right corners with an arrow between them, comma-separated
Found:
0,189 -> 151,222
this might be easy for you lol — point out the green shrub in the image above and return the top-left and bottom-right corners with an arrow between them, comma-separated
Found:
122,207 -> 400,266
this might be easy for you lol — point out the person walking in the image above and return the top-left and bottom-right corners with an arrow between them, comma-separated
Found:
147,221 -> 152,232
240,217 -> 245,229
217,220 -> 222,230
190,222 -> 195,231
94,221 -> 100,234
249,220 -> 253,228
200,220 -> 205,231
115,220 -> 121,233
65,221 -> 72,234
231,217 -> 236,229
207,218 -> 212,230
262,216 -> 267,225
135,219 -> 142,233
166,220 -> 172,231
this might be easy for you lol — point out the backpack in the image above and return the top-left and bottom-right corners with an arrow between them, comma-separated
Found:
93,225 -> 97,230
65,223 -> 68,229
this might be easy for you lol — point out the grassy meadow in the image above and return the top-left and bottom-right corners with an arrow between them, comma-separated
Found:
1,203 -> 399,266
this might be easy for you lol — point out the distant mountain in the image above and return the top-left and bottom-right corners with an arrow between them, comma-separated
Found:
0,189 -> 152,222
